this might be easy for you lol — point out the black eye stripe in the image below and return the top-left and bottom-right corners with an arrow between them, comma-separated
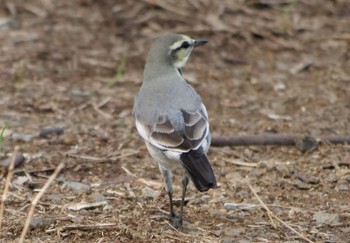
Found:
170,41 -> 192,56
181,41 -> 190,49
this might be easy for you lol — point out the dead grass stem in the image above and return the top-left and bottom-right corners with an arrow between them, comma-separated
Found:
248,183 -> 314,243
18,163 -> 64,243
0,146 -> 18,231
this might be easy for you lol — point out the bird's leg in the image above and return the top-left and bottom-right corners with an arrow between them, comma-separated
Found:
167,190 -> 176,219
159,166 -> 176,219
176,175 -> 189,229
159,166 -> 188,230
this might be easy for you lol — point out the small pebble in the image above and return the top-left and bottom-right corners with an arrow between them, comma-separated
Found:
30,216 -> 55,229
224,202 -> 238,210
64,180 -> 91,193
89,193 -> 107,203
293,179 -> 312,190
1,153 -> 25,170
39,127 -> 64,138
12,133 -> 36,142
142,186 -> 160,199
313,212 -> 339,226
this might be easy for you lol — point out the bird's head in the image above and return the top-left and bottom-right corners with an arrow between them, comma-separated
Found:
146,33 -> 208,69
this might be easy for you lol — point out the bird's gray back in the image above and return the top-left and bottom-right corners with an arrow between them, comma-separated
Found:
134,74 -> 202,126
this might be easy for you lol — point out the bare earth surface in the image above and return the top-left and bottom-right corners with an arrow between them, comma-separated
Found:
1,1 -> 350,242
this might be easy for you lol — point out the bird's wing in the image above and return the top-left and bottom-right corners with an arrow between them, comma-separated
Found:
135,104 -> 209,152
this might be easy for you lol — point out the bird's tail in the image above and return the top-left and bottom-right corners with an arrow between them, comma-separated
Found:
180,148 -> 217,192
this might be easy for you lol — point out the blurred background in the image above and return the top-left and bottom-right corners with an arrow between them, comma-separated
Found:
0,0 -> 349,242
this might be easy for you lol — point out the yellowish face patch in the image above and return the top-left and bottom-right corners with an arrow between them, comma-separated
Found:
169,35 -> 194,68
174,49 -> 190,69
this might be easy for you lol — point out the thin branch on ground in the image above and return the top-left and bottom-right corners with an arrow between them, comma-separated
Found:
248,183 -> 314,243
92,102 -> 113,120
121,166 -> 137,178
0,146 -> 18,231
211,134 -> 350,147
66,150 -> 139,163
45,223 -> 116,233
224,158 -> 259,167
19,163 -> 65,243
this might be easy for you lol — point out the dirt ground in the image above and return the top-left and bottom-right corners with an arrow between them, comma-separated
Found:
1,0 -> 350,242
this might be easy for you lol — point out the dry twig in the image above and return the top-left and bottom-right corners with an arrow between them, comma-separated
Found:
19,163 -> 64,243
211,134 -> 350,147
225,158 -> 259,167
66,150 -> 139,163
67,201 -> 108,211
0,146 -> 19,231
92,102 -> 113,120
45,223 -> 116,233
121,166 -> 137,178
248,184 -> 314,243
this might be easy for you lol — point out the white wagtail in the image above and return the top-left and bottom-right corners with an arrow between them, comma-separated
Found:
133,33 -> 217,229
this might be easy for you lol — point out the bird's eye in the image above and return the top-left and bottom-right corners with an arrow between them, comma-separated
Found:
181,41 -> 190,49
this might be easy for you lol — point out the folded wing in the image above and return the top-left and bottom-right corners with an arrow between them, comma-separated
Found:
136,106 -> 209,152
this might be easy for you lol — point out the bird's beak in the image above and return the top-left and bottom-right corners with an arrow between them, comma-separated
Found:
193,39 -> 208,47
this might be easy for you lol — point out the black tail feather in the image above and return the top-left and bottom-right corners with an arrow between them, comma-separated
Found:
180,148 -> 217,192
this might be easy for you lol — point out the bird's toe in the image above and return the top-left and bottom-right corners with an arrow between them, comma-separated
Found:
171,214 -> 183,230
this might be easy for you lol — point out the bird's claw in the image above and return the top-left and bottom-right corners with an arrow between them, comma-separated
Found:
171,214 -> 183,230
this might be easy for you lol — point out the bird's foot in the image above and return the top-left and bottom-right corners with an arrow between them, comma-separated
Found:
171,213 -> 183,230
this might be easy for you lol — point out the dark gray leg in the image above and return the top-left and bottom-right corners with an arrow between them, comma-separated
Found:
176,175 -> 189,229
170,175 -> 190,229
159,166 -> 176,218
159,166 -> 190,229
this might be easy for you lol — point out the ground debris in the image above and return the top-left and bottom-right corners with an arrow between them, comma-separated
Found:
39,127 -> 64,138
297,173 -> 320,184
67,201 -> 108,211
313,212 -> 340,226
1,153 -> 25,170
0,17 -> 20,31
11,133 -> 36,142
293,179 -> 312,190
29,216 -> 56,229
61,179 -> 92,193
290,59 -> 314,74
142,186 -> 160,199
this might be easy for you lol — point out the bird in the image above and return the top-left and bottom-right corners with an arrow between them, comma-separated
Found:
133,33 -> 217,229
